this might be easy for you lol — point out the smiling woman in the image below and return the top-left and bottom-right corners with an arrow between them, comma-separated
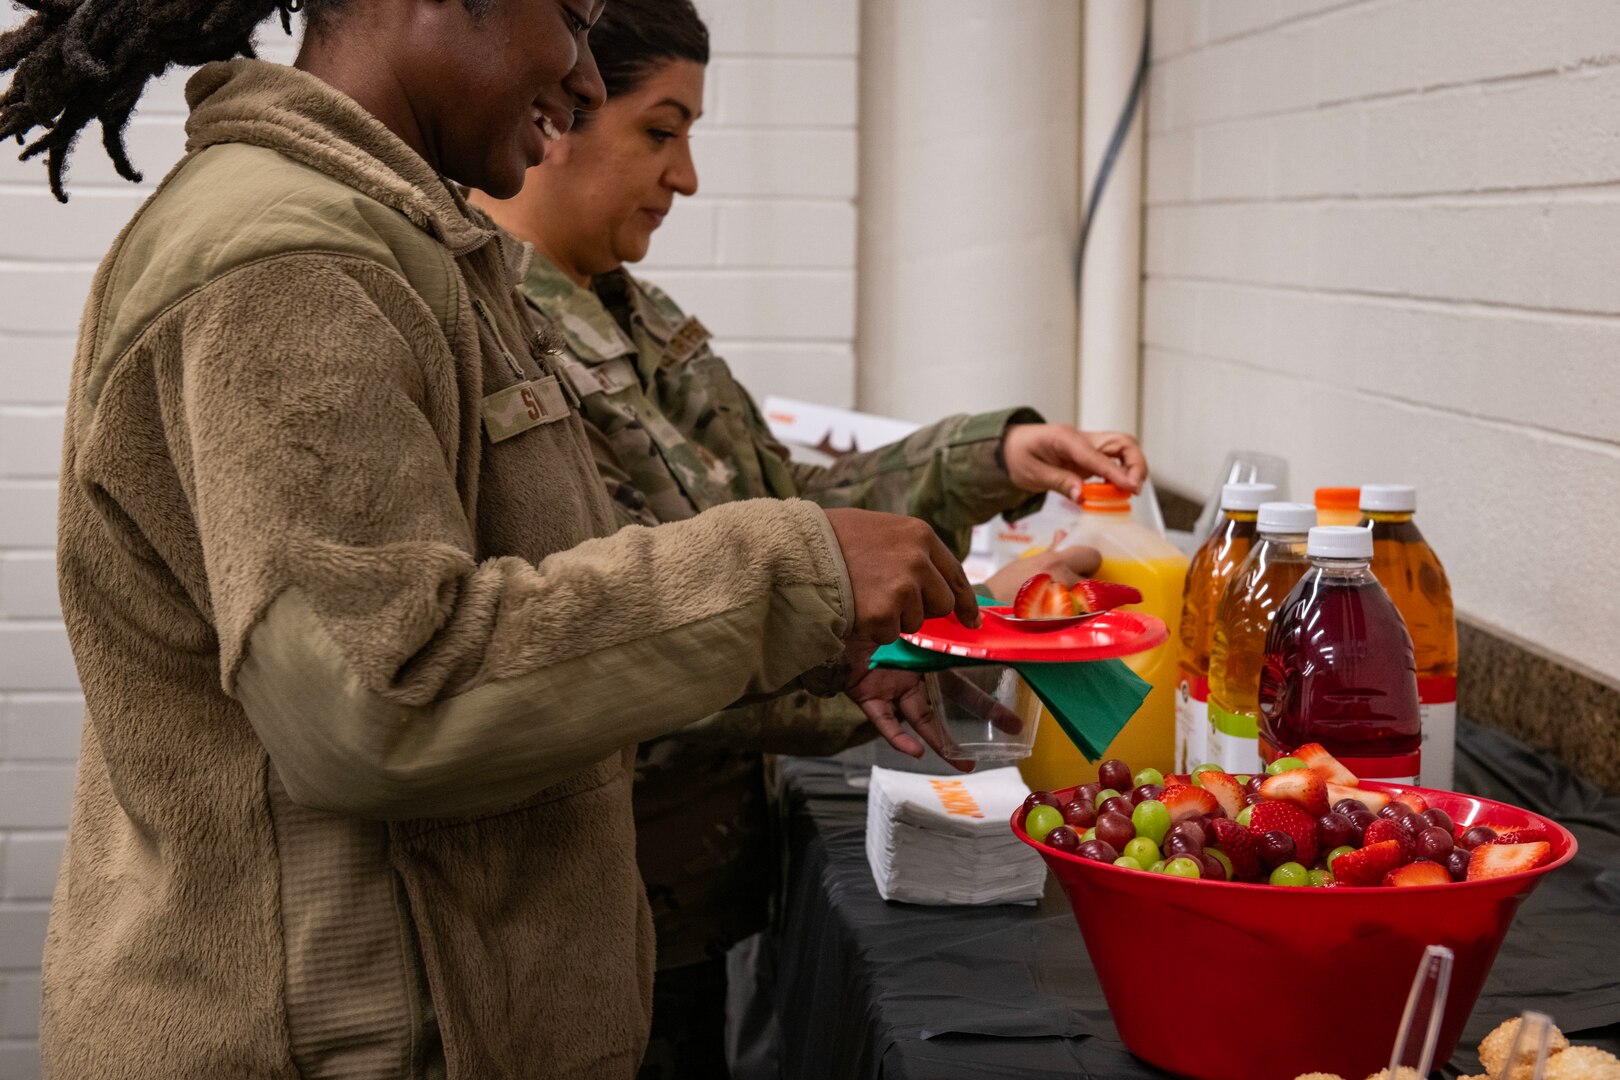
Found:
0,0 -> 994,1077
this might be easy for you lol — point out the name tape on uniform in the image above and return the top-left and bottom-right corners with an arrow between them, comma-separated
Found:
482,376 -> 569,443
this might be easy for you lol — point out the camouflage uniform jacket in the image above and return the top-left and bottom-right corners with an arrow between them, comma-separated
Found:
519,254 -> 1043,970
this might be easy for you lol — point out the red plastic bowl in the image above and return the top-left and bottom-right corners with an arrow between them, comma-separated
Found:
1012,783 -> 1576,1080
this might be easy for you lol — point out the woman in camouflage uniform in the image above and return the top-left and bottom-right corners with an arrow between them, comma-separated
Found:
471,2 -> 1148,1075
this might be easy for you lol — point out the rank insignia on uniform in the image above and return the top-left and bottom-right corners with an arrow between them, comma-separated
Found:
482,376 -> 569,443
661,315 -> 712,367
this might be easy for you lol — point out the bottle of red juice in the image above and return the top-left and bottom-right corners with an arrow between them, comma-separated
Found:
1258,526 -> 1422,782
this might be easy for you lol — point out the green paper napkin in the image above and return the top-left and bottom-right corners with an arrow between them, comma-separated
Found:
869,601 -> 1151,761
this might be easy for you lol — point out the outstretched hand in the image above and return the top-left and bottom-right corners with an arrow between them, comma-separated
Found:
1002,424 -> 1148,499
845,667 -> 975,772
980,544 -> 1104,602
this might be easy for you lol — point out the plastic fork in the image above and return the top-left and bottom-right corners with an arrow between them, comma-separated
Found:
1387,945 -> 1454,1077
1493,1011 -> 1559,1080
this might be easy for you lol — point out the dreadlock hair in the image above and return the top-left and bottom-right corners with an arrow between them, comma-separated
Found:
0,0 -> 487,202
575,0 -> 708,127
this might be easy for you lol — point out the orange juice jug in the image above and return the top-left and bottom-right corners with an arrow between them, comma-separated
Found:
1314,487 -> 1362,527
1019,483 -> 1189,791
1360,484 -> 1458,789
1174,482 -> 1273,772
1206,502 -> 1315,775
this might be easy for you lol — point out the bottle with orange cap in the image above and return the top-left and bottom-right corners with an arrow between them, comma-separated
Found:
1360,484 -> 1458,789
1018,482 -> 1190,791
1315,487 -> 1362,527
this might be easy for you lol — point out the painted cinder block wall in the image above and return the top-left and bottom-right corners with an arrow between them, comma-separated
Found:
1141,0 -> 1620,688
0,2 -> 858,1073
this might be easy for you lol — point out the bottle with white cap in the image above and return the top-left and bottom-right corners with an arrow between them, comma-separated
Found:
1174,482 -> 1276,773
1360,484 -> 1457,789
1258,526 -> 1422,783
1205,501 -> 1317,776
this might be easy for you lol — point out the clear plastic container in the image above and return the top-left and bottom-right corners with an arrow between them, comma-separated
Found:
1019,483 -> 1189,790
1259,526 -> 1422,782
925,666 -> 1044,762
1360,484 -> 1458,789
1175,482 -> 1274,772
1205,501 -> 1316,775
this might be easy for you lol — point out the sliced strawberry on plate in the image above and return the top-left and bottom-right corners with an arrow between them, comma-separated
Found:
1393,790 -> 1430,814
1331,839 -> 1404,887
1467,841 -> 1552,881
1159,783 -> 1219,824
1164,774 -> 1192,787
1293,743 -> 1359,787
1210,818 -> 1263,882
1199,771 -> 1246,819
1364,818 -> 1415,862
1327,782 -> 1390,814
1259,768 -> 1329,816
1069,579 -> 1143,614
1383,861 -> 1451,888
1249,800 -> 1319,867
1012,573 -> 1077,619
1488,826 -> 1551,846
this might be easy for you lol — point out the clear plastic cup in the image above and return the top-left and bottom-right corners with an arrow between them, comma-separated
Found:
924,665 -> 1045,762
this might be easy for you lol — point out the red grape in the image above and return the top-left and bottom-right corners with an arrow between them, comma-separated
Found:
1127,783 -> 1163,806
1061,799 -> 1097,829
1414,827 -> 1454,862
1163,833 -> 1203,860
1445,849 -> 1470,881
1243,776 -> 1266,805
1098,759 -> 1133,791
1046,825 -> 1081,853
1099,796 -> 1133,820
1077,839 -> 1119,863
1315,813 -> 1356,851
1096,811 -> 1136,852
1023,791 -> 1062,814
1458,826 -> 1498,851
1075,782 -> 1105,807
1332,797 -> 1366,819
1197,852 -> 1226,880
1421,808 -> 1454,834
1259,829 -> 1296,870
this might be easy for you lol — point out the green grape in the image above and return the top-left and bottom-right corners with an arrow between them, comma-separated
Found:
1025,804 -> 1063,842
1269,861 -> 1309,887
1192,763 -> 1222,776
1234,774 -> 1253,785
1149,860 -> 1167,874
1206,848 -> 1234,880
1236,805 -> 1254,828
1131,799 -> 1171,845
1081,827 -> 1097,842
1122,837 -> 1160,866
1093,787 -> 1121,808
1327,844 -> 1356,870
1113,856 -> 1144,871
1164,857 -> 1202,879
1308,869 -> 1333,887
1132,767 -> 1164,788
1266,756 -> 1307,775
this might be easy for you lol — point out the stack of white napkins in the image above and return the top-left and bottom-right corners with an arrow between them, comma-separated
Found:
865,764 -> 1048,906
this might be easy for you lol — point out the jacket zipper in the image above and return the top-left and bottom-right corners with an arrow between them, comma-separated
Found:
473,297 -> 529,382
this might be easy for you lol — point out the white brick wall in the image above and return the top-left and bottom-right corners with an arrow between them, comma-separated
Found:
0,2 -> 858,1071
1142,0 -> 1620,687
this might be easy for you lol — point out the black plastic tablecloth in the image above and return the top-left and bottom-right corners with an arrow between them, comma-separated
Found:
754,719 -> 1620,1080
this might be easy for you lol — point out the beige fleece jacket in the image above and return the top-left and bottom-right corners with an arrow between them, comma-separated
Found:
44,59 -> 853,1080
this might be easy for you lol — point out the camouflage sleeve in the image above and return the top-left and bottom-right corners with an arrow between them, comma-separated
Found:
579,407 -> 661,530
742,394 -> 1047,559
671,688 -> 876,756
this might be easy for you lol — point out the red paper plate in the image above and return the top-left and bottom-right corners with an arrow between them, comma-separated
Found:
900,607 -> 1168,662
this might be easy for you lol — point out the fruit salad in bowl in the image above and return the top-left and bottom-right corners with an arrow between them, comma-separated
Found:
1012,747 -> 1576,1080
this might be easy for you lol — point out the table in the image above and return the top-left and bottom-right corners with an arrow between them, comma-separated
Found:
742,719 -> 1620,1080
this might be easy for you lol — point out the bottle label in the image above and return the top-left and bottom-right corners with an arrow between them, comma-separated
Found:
1206,702 -> 1263,776
1175,677 -> 1207,773
1416,678 -> 1458,790
1339,752 -> 1421,784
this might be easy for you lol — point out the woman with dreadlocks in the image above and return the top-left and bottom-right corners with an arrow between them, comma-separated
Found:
0,1 -> 989,1076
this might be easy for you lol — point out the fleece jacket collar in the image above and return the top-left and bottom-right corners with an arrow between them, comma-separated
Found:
185,58 -> 505,263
